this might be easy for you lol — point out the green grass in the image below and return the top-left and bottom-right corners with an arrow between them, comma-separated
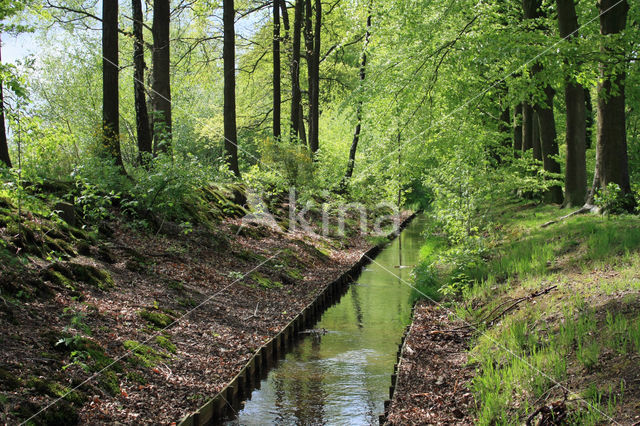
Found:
414,201 -> 640,424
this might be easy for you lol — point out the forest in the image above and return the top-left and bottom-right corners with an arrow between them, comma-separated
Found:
1,0 -> 640,424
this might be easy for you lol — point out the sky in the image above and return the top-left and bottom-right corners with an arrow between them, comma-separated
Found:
3,32 -> 40,65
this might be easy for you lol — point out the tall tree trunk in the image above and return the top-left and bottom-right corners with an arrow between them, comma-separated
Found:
513,103 -> 523,155
523,0 -> 563,204
133,0 -> 152,164
290,0 -> 304,142
585,87 -> 594,149
536,86 -> 563,203
102,0 -> 122,167
589,0 -> 632,207
303,0 -> 313,149
0,35 -> 11,169
344,13 -> 372,181
273,0 -> 281,139
532,111 -> 542,161
223,0 -> 240,177
308,0 -> 321,154
556,0 -> 587,207
151,0 -> 172,155
522,103 -> 533,152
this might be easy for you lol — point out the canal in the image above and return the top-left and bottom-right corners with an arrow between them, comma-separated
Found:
228,215 -> 427,425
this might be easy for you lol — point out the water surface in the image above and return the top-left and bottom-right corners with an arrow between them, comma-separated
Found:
229,215 -> 427,425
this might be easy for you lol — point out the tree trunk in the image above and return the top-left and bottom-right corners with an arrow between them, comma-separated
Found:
513,103 -> 523,155
536,86 -> 563,203
344,13 -> 372,181
523,0 -> 563,204
223,0 -> 240,177
585,87 -> 594,149
290,0 -> 304,142
532,111 -> 542,161
304,0 -> 321,154
102,0 -> 122,167
151,0 -> 172,155
556,0 -> 587,207
0,35 -> 11,169
309,0 -> 321,154
522,103 -> 533,152
589,0 -> 632,207
273,0 -> 281,139
133,0 -> 152,164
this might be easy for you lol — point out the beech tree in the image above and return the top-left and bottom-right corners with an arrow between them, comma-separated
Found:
273,0 -> 281,139
589,0 -> 633,207
344,13 -> 372,182
152,0 -> 171,155
522,0 -> 562,204
132,0 -> 152,163
556,0 -> 587,207
102,0 -> 122,167
223,0 -> 240,177
290,0 -> 304,142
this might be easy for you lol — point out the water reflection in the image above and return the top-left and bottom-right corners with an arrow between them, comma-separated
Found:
228,216 -> 427,425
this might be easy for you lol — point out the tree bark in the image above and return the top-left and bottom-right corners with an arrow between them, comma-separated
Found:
344,13 -> 372,181
133,0 -> 152,164
0,34 -> 11,169
102,0 -> 122,167
273,0 -> 281,139
522,103 -> 533,152
523,0 -> 563,204
304,0 -> 321,154
309,0 -> 321,154
513,103 -> 523,155
290,0 -> 304,142
536,86 -> 563,204
151,0 -> 172,155
532,111 -> 542,161
556,0 -> 587,207
223,0 -> 240,177
585,87 -> 594,149
589,0 -> 632,206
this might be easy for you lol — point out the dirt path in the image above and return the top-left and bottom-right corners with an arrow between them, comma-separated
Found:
383,302 -> 475,425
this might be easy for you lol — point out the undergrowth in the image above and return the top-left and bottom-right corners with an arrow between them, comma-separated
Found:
412,199 -> 640,424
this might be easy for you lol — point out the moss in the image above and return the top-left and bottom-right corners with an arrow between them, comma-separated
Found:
44,237 -> 76,256
139,309 -> 174,328
286,268 -> 303,281
68,263 -> 114,290
41,269 -> 76,291
250,272 -> 283,289
27,377 -> 86,406
98,370 -> 120,396
123,340 -> 169,367
155,335 -> 177,354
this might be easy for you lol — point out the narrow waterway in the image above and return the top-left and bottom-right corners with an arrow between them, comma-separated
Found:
227,215 -> 427,425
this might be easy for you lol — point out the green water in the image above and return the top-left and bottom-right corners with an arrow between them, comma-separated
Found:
229,215 -> 427,425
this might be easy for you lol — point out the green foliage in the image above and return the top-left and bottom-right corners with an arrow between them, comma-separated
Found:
594,183 -> 637,214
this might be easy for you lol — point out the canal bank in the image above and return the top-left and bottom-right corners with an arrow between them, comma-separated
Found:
179,214 -> 424,425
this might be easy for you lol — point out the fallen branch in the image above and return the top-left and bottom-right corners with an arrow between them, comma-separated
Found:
541,205 -> 595,228
486,285 -> 557,326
